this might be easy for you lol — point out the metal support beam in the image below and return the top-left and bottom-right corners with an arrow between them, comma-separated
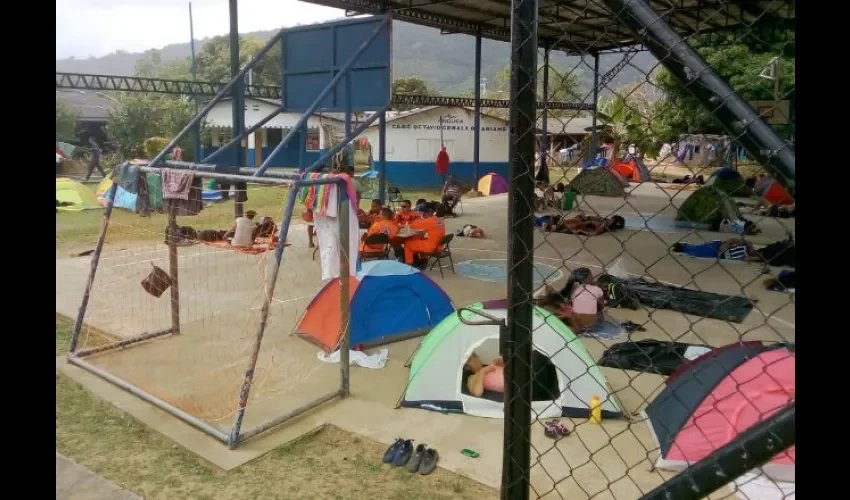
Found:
303,105 -> 390,174
229,0 -> 245,217
473,29 -> 482,182
501,0 -> 537,498
202,103 -> 285,163
56,72 -> 593,111
600,0 -> 795,196
588,53 -> 600,165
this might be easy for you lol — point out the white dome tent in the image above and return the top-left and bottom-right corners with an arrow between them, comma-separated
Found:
400,301 -> 624,419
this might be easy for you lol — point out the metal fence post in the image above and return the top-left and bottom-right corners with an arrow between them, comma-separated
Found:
69,184 -> 117,354
339,180 -> 351,395
502,0 -> 538,498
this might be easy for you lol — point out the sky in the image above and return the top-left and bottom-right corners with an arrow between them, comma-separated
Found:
56,0 -> 344,59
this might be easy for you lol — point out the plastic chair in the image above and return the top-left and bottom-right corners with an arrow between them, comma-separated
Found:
359,233 -> 391,263
423,233 -> 456,279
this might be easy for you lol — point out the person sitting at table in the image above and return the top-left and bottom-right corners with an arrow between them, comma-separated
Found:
366,199 -> 384,224
403,206 -> 447,268
360,207 -> 398,253
394,199 -> 422,226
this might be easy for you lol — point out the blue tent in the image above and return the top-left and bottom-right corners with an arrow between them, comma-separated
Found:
296,260 -> 455,350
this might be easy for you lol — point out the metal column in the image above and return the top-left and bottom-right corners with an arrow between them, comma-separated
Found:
538,43 -> 550,183
229,0 -> 245,216
588,53 -> 600,165
502,0 -> 537,498
378,112 -> 387,201
473,29 -> 482,183
600,0 -> 795,195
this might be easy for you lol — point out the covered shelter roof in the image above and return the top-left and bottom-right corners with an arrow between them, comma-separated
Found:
301,0 -> 794,53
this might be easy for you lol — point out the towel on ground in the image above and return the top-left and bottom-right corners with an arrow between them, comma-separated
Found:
161,168 -> 194,200
317,348 -> 389,369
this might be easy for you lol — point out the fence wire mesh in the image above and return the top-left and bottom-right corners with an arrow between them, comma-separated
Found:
501,0 -> 794,499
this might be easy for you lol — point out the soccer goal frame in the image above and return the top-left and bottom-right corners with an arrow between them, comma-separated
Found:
65,162 -> 354,449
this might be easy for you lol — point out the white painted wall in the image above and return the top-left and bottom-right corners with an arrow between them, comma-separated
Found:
358,106 -> 509,163
205,98 -> 342,148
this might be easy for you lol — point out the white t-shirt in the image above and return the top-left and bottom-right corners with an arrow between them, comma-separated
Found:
232,217 -> 257,247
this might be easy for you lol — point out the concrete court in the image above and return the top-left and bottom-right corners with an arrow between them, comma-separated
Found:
56,452 -> 141,500
56,184 -> 794,498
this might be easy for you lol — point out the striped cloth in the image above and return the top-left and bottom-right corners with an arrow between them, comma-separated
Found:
297,173 -> 358,216
722,243 -> 749,261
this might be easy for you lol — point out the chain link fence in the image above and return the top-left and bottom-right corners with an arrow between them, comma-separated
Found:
502,0 -> 794,499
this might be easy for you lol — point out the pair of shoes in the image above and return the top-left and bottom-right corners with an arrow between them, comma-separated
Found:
382,439 -> 439,475
543,420 -> 571,439
383,438 -> 411,465
406,443 -> 440,475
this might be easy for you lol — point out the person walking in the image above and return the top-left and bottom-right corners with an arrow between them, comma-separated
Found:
84,137 -> 106,180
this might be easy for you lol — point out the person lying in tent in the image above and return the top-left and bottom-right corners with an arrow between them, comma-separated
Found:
403,205 -> 447,269
360,208 -> 398,253
464,352 -> 504,397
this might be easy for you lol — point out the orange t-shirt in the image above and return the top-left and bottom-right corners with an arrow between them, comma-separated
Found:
361,220 -> 399,252
409,216 -> 446,246
394,210 -> 423,226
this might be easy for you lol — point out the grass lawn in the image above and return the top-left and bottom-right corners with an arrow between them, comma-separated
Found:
56,317 -> 496,500
56,183 -> 442,256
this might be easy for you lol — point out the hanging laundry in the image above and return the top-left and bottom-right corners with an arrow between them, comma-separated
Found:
299,172 -> 360,280
161,168 -> 194,200
164,177 -> 204,216
114,162 -> 141,194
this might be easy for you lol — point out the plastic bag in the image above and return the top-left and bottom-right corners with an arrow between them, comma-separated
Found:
606,257 -> 631,279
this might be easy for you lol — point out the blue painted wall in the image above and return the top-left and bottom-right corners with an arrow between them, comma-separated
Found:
376,160 -> 510,190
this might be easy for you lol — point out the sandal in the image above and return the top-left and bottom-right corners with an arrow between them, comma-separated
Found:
549,420 -> 571,437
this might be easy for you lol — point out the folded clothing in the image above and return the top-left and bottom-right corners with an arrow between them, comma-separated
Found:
161,168 -> 194,200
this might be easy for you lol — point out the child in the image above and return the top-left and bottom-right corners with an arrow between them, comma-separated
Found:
554,268 -> 605,331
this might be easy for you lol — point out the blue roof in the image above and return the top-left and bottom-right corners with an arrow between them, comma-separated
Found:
357,260 -> 420,279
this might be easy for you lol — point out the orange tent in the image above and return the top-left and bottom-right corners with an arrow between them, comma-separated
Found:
611,157 -> 650,182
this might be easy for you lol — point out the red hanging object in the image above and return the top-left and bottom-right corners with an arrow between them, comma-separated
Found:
360,138 -> 368,147
436,146 -> 450,175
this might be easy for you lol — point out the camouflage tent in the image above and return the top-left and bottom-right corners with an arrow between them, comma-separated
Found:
569,167 -> 628,197
676,186 -> 741,228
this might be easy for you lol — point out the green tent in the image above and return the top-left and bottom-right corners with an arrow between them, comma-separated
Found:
676,186 -> 741,228
400,302 -> 624,419
569,167 -> 628,197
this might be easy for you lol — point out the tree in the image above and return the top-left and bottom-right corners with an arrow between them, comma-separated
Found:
392,76 -> 437,96
596,81 -> 669,158
107,93 -> 200,160
654,35 -> 795,138
483,63 -> 584,120
56,98 -> 79,141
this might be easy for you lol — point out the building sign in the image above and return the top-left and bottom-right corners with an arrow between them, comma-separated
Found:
391,114 -> 508,133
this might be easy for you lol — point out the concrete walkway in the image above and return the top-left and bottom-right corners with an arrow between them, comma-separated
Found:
56,452 -> 142,500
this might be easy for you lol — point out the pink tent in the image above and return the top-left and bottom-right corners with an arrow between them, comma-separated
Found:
645,346 -> 795,482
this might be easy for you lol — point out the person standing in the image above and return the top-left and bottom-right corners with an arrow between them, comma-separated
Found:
84,137 -> 105,180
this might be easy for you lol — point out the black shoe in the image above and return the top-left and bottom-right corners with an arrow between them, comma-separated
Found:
407,443 -> 428,473
418,448 -> 439,475
382,438 -> 403,464
671,242 -> 684,253
391,439 -> 414,467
